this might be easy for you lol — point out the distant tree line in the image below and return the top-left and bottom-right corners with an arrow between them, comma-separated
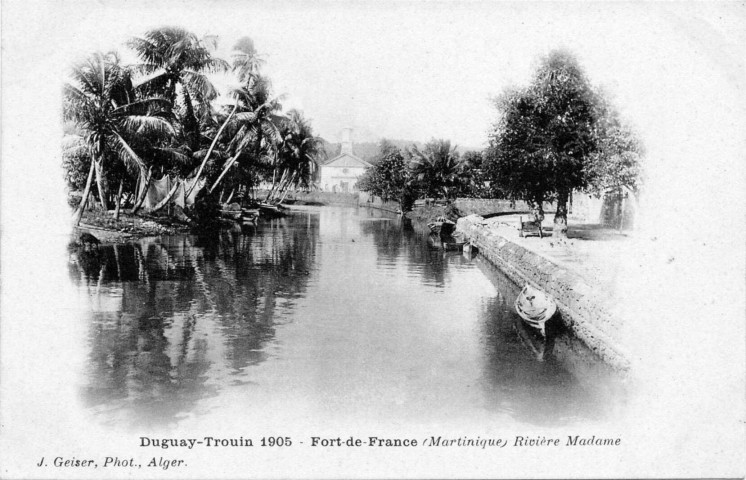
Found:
357,138 -> 488,212
358,49 -> 642,238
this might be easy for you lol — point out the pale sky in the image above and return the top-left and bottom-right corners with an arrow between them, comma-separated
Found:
8,1 -> 744,148
2,0 -> 745,240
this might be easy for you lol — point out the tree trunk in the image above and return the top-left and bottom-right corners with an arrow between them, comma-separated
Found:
131,167 -> 153,214
72,159 -> 97,226
94,159 -> 110,211
209,154 -> 239,194
272,170 -> 291,203
265,169 -> 277,202
114,179 -> 123,221
186,99 -> 239,198
553,190 -> 569,238
277,171 -> 298,204
224,188 -> 235,205
151,177 -> 181,213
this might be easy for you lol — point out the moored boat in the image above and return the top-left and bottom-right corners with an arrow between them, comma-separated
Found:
514,284 -> 557,336
441,234 -> 467,251
427,216 -> 456,236
258,203 -> 288,218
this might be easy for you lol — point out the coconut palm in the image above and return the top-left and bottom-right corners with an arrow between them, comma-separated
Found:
128,27 -> 229,152
408,139 -> 464,201
207,85 -> 284,200
266,109 -> 322,204
218,75 -> 284,196
64,51 -> 176,224
189,37 -> 282,201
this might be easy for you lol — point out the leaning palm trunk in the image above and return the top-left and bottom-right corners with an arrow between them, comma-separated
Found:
72,159 -> 97,226
265,168 -> 281,202
150,179 -> 181,213
114,179 -> 124,221
267,169 -> 290,203
268,170 -> 287,203
186,99 -> 239,198
209,151 -> 241,194
277,171 -> 298,204
131,167 -> 153,214
94,159 -> 109,210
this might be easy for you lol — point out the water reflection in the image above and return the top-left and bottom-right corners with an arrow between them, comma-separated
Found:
68,215 -> 318,426
68,206 -> 625,428
475,258 -> 626,425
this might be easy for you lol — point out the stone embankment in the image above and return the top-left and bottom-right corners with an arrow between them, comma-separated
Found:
457,214 -> 631,372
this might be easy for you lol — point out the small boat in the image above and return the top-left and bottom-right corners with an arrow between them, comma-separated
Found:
514,284 -> 557,336
241,208 -> 260,223
258,203 -> 288,218
427,216 -> 456,236
441,234 -> 468,251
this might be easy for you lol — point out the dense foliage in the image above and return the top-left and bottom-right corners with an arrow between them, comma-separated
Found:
484,50 -> 641,237
64,33 -> 641,235
458,150 -> 492,199
408,139 -> 466,201
63,27 -> 323,225
357,145 -> 414,210
358,138 -> 494,209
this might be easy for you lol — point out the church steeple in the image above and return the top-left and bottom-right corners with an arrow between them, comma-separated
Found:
341,127 -> 353,155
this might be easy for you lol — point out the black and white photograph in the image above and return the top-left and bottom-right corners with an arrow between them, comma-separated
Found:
1,1 -> 744,478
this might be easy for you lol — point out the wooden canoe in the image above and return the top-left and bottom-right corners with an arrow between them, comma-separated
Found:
514,284 -> 557,335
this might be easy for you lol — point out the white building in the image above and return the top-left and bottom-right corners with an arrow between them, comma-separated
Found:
319,128 -> 371,193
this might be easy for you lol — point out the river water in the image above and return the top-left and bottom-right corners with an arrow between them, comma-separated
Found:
68,206 -> 626,431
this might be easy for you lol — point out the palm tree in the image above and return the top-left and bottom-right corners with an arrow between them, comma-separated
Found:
64,51 -> 176,225
189,37 -> 282,201
217,75 -> 284,198
265,110 -> 322,204
128,27 -> 229,152
408,139 -> 464,201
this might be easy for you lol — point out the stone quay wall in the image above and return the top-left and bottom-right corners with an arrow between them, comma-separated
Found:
357,192 -> 401,214
457,215 -> 631,372
453,198 -> 534,216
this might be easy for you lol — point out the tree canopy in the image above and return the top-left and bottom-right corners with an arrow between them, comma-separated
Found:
63,27 -> 325,225
408,139 -> 465,201
357,143 -> 412,210
484,49 -> 641,237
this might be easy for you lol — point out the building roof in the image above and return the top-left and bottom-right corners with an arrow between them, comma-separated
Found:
322,152 -> 372,169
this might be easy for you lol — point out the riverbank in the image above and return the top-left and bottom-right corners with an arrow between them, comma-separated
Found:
456,213 -> 632,372
74,210 -> 190,243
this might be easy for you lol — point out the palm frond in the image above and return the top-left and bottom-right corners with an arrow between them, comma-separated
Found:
130,66 -> 167,88
119,115 -> 175,138
112,96 -> 171,114
204,56 -> 230,73
182,70 -> 219,101
111,132 -> 147,172
153,146 -> 192,165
